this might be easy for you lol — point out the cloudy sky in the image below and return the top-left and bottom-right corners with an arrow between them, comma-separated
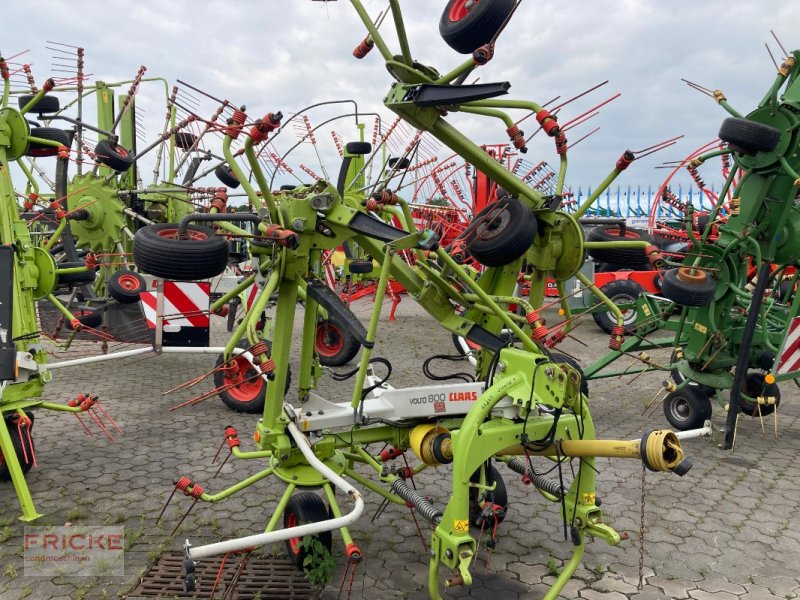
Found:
4,1 -> 799,196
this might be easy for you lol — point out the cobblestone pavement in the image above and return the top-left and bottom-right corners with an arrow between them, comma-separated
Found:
1,300 -> 798,599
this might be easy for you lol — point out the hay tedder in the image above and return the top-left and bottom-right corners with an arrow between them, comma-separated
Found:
586,40 -> 800,450
119,2 -> 706,598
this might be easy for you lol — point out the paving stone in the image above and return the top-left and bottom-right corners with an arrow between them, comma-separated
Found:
1,305 -> 799,599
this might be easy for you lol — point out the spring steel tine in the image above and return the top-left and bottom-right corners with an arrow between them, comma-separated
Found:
73,414 -> 94,437
155,485 -> 179,525
162,364 -> 222,396
567,127 -> 601,151
771,30 -> 789,59
562,112 -> 599,133
170,498 -> 200,537
212,451 -> 232,479
94,403 -> 123,436
681,79 -> 715,97
46,40 -> 82,49
407,505 -> 429,553
633,134 -> 685,155
211,435 -> 228,465
86,408 -> 115,441
176,79 -> 229,106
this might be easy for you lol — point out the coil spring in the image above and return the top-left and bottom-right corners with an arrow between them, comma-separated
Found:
506,457 -> 564,498
390,479 -> 441,524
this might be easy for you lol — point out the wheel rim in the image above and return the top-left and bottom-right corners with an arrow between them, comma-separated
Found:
670,396 -> 690,421
222,356 -> 263,402
448,0 -> 477,21
474,208 -> 511,242
156,227 -> 209,241
614,294 -> 638,326
286,513 -> 301,555
316,323 -> 344,357
117,273 -> 141,291
113,145 -> 128,158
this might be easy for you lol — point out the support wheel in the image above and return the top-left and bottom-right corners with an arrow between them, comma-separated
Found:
18,94 -> 60,114
660,268 -> 716,307
586,226 -> 654,267
592,279 -> 643,334
133,223 -> 229,281
738,372 -> 780,417
347,260 -> 373,274
108,270 -> 146,304
0,412 -> 35,482
94,139 -> 134,172
718,117 -> 781,155
215,164 -> 240,188
469,463 -> 508,527
439,0 -> 516,54
315,319 -> 361,366
174,132 -> 198,151
663,386 -> 712,431
466,197 -> 536,267
56,261 -> 96,287
27,127 -> 70,157
284,492 -> 333,571
213,339 -> 290,413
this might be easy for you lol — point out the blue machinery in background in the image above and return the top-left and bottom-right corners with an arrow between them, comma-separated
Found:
570,184 -> 717,219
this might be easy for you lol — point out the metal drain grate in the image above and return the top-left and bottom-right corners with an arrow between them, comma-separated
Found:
132,551 -> 321,599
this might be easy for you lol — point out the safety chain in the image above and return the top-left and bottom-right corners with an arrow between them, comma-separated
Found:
638,462 -> 646,590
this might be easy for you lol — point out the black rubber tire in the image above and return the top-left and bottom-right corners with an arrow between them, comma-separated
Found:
549,352 -> 589,397
347,260 -> 373,274
18,94 -> 60,114
469,463 -> 508,527
738,372 -> 780,417
280,184 -> 297,191
466,197 -> 536,267
345,141 -> 371,155
284,492 -> 333,571
108,270 -> 146,304
56,261 -> 97,286
439,0 -> 516,54
213,339 -> 291,413
94,139 -> 134,172
592,279 -> 643,334
586,226 -> 655,267
174,132 -> 198,151
133,223 -> 229,281
660,268 -> 716,307
663,386 -> 712,431
65,309 -> 102,331
0,412 -> 35,482
27,127 -> 70,157
718,117 -> 781,155
215,164 -> 240,188
388,156 -> 410,169
315,319 -> 361,366
696,214 -> 711,233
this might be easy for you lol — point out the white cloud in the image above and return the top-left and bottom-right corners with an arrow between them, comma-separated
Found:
4,0 -> 799,195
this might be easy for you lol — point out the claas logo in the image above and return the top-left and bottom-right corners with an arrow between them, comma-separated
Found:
448,391 -> 478,402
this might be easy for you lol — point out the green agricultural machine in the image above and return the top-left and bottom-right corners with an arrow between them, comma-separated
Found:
139,2 -> 699,598
586,44 -> 800,451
